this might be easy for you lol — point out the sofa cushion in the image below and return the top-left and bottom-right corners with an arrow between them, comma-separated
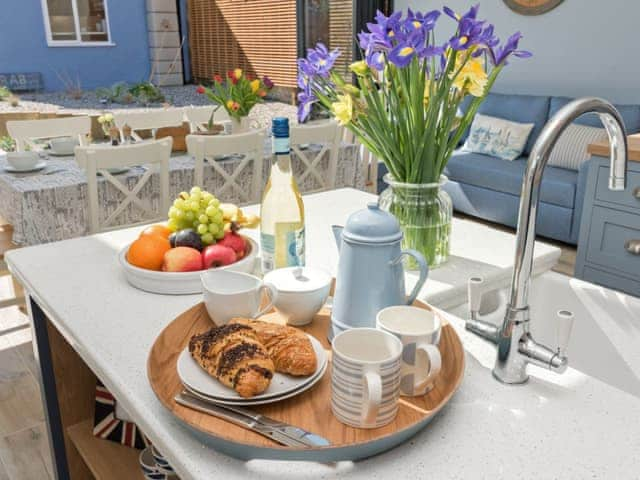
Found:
444,150 -> 579,209
459,93 -> 551,155
549,97 -> 640,134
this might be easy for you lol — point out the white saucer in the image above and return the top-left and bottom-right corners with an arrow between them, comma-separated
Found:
97,167 -> 130,176
48,150 -> 75,157
4,161 -> 47,173
177,334 -> 327,405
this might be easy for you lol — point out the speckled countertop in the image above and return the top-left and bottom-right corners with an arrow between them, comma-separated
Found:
8,188 -> 639,479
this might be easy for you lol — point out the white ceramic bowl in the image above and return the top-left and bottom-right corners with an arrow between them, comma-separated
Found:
7,151 -> 39,170
263,266 -> 332,326
49,137 -> 78,155
118,236 -> 258,295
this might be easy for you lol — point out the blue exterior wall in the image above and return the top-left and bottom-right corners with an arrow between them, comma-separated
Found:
396,0 -> 640,104
0,0 -> 151,92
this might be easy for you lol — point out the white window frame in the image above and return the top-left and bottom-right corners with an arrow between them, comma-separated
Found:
41,0 -> 115,47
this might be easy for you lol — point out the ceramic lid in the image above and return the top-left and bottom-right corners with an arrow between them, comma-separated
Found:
264,267 -> 332,293
342,202 -> 402,244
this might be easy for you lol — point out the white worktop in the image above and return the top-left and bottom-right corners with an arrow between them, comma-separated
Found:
9,188 -> 639,479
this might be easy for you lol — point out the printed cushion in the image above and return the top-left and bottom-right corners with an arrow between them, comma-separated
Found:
547,124 -> 608,171
462,114 -> 534,161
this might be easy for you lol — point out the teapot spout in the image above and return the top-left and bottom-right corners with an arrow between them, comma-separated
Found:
332,225 -> 343,252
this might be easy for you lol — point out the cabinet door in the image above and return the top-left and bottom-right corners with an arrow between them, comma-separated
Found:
595,164 -> 640,210
586,206 -> 640,279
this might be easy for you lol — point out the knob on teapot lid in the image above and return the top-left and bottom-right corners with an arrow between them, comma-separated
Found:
342,202 -> 403,244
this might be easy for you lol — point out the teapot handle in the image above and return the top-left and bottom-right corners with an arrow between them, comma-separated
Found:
393,249 -> 429,305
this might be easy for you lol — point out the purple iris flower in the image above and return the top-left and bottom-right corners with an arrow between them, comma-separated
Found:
297,85 -> 317,123
366,49 -> 386,71
404,8 -> 440,33
443,4 -> 479,22
489,32 -> 532,66
449,17 -> 486,51
306,43 -> 340,77
388,31 -> 443,68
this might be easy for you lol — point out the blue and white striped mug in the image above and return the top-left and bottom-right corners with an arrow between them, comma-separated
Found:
376,306 -> 442,397
331,328 -> 402,429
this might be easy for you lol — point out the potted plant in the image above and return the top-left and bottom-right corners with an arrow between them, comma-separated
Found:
196,69 -> 274,134
297,5 -> 531,267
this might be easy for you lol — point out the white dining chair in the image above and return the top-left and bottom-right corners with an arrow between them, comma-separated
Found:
76,138 -> 172,234
343,128 -> 379,193
113,109 -> 185,142
184,106 -> 231,133
6,116 -> 91,151
186,131 -> 265,204
290,120 -> 342,192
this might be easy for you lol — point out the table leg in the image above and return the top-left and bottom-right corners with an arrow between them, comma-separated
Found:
29,297 -> 71,480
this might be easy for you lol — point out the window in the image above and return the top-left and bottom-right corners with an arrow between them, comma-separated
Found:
42,0 -> 112,46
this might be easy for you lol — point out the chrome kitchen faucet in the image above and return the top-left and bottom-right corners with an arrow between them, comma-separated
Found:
465,98 -> 628,384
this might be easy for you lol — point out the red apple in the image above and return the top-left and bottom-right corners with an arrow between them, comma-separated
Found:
217,232 -> 247,259
162,247 -> 203,272
202,244 -> 237,269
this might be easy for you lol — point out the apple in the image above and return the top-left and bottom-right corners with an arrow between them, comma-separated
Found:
202,244 -> 237,269
162,247 -> 203,272
217,232 -> 247,259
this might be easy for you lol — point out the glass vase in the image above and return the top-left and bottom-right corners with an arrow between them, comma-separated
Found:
379,174 -> 452,269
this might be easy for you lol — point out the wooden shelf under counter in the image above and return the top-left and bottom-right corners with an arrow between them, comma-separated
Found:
67,419 -> 144,480
588,133 -> 640,162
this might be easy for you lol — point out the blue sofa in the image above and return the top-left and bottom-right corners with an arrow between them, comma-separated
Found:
377,93 -> 640,244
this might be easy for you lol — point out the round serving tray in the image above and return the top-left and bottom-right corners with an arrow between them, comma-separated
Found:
148,301 -> 465,462
119,236 -> 258,295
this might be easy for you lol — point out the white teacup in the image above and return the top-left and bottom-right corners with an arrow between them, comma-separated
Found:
201,270 -> 277,325
377,306 -> 442,397
7,151 -> 39,170
331,328 -> 402,429
49,136 -> 78,155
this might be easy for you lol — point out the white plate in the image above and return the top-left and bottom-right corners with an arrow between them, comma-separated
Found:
98,167 -> 130,175
48,150 -> 75,157
177,334 -> 327,404
4,161 -> 47,173
182,358 -> 328,406
118,236 -> 258,295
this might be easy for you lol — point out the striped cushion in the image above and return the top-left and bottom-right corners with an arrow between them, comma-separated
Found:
547,124 -> 608,170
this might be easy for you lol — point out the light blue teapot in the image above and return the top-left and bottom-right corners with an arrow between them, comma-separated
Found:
330,202 -> 429,340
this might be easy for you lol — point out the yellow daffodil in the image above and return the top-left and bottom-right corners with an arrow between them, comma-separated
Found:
349,60 -> 369,76
104,113 -> 114,122
234,68 -> 243,80
250,79 -> 260,93
451,55 -> 488,97
341,84 -> 361,96
97,115 -> 105,124
331,94 -> 354,126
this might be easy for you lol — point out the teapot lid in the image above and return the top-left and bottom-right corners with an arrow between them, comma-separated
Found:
343,202 -> 402,244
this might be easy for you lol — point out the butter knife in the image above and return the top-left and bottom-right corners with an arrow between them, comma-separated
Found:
175,392 -> 309,448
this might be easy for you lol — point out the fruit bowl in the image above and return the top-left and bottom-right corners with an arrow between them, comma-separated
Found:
118,236 -> 258,295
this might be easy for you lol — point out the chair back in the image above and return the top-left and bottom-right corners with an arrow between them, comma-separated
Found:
113,109 -> 185,142
7,116 -> 91,151
184,106 -> 231,133
186,130 -> 264,204
290,120 -> 342,192
342,128 -> 378,193
76,138 -> 172,234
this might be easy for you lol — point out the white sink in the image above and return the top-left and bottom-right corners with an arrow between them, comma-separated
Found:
447,271 -> 640,398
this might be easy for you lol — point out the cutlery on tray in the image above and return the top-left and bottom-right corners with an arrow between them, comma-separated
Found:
174,390 -> 330,448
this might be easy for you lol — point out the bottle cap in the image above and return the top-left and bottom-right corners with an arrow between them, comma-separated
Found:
272,117 -> 289,138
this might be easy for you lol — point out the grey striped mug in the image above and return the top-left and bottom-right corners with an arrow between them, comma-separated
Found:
331,328 -> 403,429
376,306 -> 442,397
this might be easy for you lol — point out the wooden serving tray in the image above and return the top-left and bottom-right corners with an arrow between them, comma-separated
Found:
148,301 -> 465,462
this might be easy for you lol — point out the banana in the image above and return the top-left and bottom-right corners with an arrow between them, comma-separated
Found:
219,203 -> 259,230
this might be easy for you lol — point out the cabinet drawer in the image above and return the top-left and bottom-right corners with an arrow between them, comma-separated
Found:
586,206 -> 640,279
595,164 -> 640,211
582,266 -> 640,297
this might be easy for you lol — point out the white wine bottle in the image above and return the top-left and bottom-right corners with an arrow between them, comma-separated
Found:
260,117 -> 305,272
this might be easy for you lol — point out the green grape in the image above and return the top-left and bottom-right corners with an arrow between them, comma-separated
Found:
209,198 -> 220,208
215,230 -> 225,240
187,201 -> 198,212
173,198 -> 185,209
197,224 -> 209,235
201,233 -> 214,245
205,205 -> 217,217
185,211 -> 194,222
208,223 -> 219,235
198,214 -> 208,224
167,219 -> 179,231
213,211 -> 223,223
192,220 -> 200,228
168,207 -> 179,219
202,193 -> 214,204
175,209 -> 185,220
190,186 -> 201,195
178,191 -> 189,199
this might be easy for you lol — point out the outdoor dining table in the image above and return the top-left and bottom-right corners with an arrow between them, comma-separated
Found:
8,188 -> 640,480
0,139 -> 364,246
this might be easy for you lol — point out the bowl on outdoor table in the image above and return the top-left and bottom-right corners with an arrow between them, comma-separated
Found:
49,137 -> 79,155
6,151 -> 40,170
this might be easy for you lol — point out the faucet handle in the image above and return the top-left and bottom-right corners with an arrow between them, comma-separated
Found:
468,277 -> 484,316
556,310 -> 574,357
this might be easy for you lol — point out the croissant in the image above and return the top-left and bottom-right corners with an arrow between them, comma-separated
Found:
230,318 -> 317,376
189,323 -> 275,398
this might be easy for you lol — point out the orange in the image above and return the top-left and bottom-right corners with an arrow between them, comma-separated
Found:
140,224 -> 172,240
127,235 -> 171,271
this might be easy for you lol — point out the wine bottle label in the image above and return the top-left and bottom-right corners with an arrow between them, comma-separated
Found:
260,224 -> 305,272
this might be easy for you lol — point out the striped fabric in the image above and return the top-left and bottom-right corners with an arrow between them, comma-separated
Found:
547,124 -> 608,170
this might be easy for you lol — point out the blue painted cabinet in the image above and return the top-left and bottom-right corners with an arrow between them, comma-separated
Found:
575,156 -> 640,297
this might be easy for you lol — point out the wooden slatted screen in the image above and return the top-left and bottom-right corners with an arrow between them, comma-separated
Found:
328,0 -> 353,78
188,0 -> 298,88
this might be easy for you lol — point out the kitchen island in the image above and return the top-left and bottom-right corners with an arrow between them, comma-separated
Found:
7,188 -> 640,480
